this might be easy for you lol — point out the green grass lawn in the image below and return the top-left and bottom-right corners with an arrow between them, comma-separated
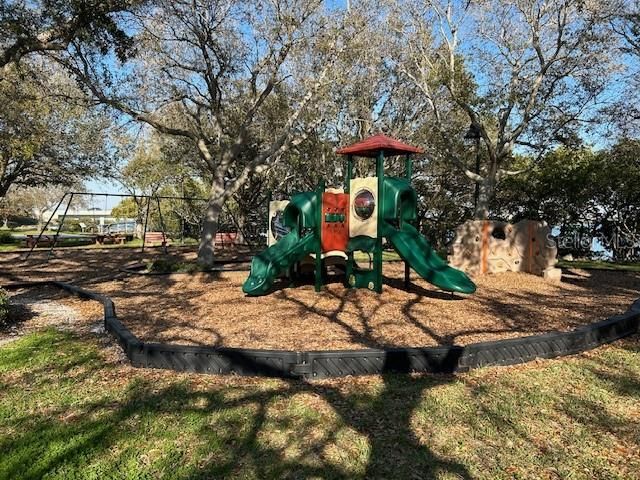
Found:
559,259 -> 640,272
0,236 -> 201,253
353,250 -> 402,262
1,328 -> 639,479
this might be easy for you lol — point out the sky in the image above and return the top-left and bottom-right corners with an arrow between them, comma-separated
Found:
84,179 -> 125,208
83,0 -> 638,206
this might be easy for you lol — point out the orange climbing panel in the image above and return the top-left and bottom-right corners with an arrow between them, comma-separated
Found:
321,192 -> 349,252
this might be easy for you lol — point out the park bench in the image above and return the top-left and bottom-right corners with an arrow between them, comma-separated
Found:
144,232 -> 171,247
215,232 -> 238,248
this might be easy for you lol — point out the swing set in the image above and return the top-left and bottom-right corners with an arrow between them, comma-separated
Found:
24,191 -> 209,261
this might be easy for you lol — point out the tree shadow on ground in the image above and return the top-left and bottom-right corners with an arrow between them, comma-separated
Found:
3,251 -> 640,478
0,352 -> 473,479
6,333 -> 640,479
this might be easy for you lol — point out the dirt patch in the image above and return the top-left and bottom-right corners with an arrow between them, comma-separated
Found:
1,286 -> 104,345
80,264 -> 640,350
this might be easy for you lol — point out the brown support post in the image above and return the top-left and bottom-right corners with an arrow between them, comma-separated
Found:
481,220 -> 489,274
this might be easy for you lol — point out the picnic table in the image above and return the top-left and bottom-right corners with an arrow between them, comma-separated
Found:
94,233 -> 134,245
144,232 -> 171,247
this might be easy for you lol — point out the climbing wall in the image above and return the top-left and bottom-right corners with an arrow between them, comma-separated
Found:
448,219 -> 561,282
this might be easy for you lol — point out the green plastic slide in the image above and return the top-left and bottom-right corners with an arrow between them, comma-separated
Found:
382,222 -> 476,294
242,229 -> 317,296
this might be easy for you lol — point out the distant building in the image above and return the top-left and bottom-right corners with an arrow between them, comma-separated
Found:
42,207 -> 136,233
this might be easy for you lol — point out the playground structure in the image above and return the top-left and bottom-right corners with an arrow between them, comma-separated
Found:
243,134 -> 476,296
8,136 -> 639,380
448,219 -> 562,283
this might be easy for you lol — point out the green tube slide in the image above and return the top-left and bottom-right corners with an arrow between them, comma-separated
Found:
242,229 -> 318,296
382,222 -> 476,294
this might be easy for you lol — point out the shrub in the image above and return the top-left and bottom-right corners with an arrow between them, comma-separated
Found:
0,288 -> 9,324
0,231 -> 15,244
60,219 -> 83,232
146,257 -> 206,274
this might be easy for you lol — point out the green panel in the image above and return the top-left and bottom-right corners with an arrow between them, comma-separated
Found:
347,235 -> 377,253
405,154 -> 412,180
283,191 -> 318,230
315,182 -> 323,292
381,177 -> 417,222
346,267 -> 378,290
374,152 -> 384,293
242,230 -> 318,296
324,213 -> 346,223
382,221 -> 476,294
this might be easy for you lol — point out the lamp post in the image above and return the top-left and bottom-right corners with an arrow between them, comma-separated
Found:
464,123 -> 482,212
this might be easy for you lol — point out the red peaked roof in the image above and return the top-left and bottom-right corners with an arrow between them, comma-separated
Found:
336,133 -> 424,157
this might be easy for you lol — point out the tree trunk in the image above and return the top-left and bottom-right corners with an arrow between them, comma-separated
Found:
474,177 -> 495,220
197,182 -> 226,266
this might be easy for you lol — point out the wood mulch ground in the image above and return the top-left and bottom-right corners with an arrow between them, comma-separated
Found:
84,264 -> 640,350
2,249 -> 639,350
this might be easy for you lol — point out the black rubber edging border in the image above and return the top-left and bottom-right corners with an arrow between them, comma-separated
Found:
4,281 -> 640,380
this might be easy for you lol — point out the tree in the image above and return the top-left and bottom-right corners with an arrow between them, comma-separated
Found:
0,184 -> 73,228
20,185 -> 71,228
395,0 -> 618,219
59,0 -> 369,265
494,141 -> 640,261
0,63 -> 111,198
593,139 -> 640,261
0,188 -> 27,228
0,0 -> 140,75
118,137 -> 181,198
609,0 -> 640,136
112,135 -> 186,237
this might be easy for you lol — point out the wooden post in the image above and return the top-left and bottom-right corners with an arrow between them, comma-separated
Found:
481,220 -> 490,274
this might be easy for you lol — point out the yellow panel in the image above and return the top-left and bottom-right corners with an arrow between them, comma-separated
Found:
349,177 -> 378,238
